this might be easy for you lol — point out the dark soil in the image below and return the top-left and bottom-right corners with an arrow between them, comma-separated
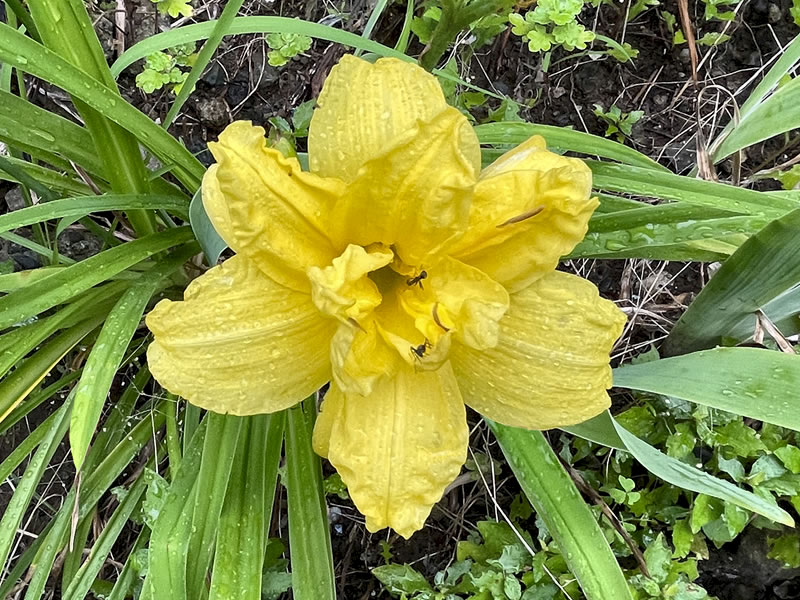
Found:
3,0 -> 799,598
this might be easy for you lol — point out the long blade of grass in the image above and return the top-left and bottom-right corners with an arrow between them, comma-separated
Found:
475,121 -> 668,171
70,245 -> 196,470
589,161 -> 799,217
210,413 -> 284,600
0,314 -> 102,422
0,226 -> 194,330
286,398 -> 335,600
185,413 -> 243,599
60,506 -> 95,593
711,33 -> 800,160
728,284 -> 800,341
107,529 -> 150,600
664,208 -> 800,354
0,282 -> 125,379
0,155 -> 94,196
23,403 -> 167,599
712,76 -> 800,162
0,371 -> 81,436
26,0 -> 157,236
111,16 -> 408,77
570,202 -> 768,261
0,409 -> 58,483
0,194 -> 189,235
0,89 -> 105,177
564,411 -> 794,525
62,470 -> 148,600
0,23 -> 205,191
489,422 -> 634,600
0,398 -> 71,571
145,417 -> 208,600
164,0 -> 245,129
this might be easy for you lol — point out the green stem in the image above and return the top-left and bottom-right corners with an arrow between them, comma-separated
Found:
165,393 -> 183,478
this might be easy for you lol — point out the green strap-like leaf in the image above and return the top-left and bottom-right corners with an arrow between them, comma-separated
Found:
0,194 -> 189,235
25,404 -> 167,599
145,418 -> 208,600
0,398 -> 71,572
111,16 -> 408,77
613,347 -> 800,432
0,315 -> 102,422
62,470 -> 148,600
185,413 -> 243,599
0,22 -> 205,191
665,208 -> 800,354
475,121 -> 668,171
286,398 -> 336,600
570,202 -> 768,261
69,245 -> 197,470
565,411 -> 794,526
163,0 -> 246,129
489,422 -> 634,600
589,161 -> 799,217
0,89 -> 106,177
210,413 -> 285,600
0,226 -> 194,330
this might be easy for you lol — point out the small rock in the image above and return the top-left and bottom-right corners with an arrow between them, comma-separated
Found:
58,229 -> 101,261
767,3 -> 782,22
653,93 -> 668,107
4,187 -> 24,212
678,48 -> 691,64
202,61 -> 227,87
196,96 -> 230,128
11,252 -> 40,270
225,82 -> 249,107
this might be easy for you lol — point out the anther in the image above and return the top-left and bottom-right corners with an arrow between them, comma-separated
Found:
432,303 -> 450,332
497,206 -> 545,228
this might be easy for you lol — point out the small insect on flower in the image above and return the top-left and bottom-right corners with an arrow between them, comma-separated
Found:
406,270 -> 427,289
410,339 -> 433,361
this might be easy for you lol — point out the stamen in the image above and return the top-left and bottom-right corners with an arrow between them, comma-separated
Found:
497,205 -> 545,228
432,303 -> 450,332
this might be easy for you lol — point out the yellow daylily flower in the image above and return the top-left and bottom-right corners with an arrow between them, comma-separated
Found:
146,55 -> 626,539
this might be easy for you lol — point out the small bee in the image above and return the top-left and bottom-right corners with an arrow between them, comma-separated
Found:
406,270 -> 427,289
410,339 -> 433,360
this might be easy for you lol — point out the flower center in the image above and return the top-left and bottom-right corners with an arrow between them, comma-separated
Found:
307,243 -> 509,395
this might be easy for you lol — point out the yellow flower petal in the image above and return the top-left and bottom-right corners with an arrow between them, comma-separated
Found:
203,121 -> 345,292
400,256 -> 509,351
329,318 -> 401,396
329,107 -> 480,267
307,243 -> 394,324
313,363 -> 468,538
452,136 -> 597,293
451,271 -> 626,429
308,55 -> 451,181
146,255 -> 335,415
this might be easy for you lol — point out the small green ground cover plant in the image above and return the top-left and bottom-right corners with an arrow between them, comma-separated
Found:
135,43 -> 198,94
593,103 -> 644,143
265,31 -> 313,66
